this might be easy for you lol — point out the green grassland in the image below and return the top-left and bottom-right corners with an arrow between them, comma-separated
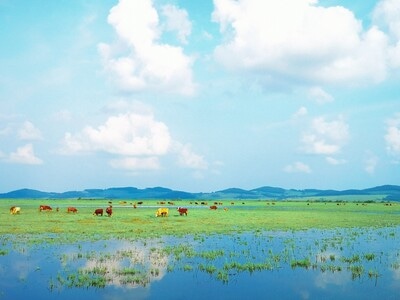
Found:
1,198 -> 399,243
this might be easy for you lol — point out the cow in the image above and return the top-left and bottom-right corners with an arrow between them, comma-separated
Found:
177,207 -> 188,216
67,207 -> 78,213
106,206 -> 112,217
155,207 -> 169,217
10,206 -> 21,215
93,208 -> 103,216
210,205 -> 217,210
39,205 -> 52,212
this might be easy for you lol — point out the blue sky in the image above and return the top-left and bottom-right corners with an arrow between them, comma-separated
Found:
1,0 -> 399,193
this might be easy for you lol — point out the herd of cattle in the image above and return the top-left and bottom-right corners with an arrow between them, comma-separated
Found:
8,204 -> 224,217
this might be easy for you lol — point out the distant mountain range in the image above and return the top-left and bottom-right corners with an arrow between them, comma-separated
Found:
0,185 -> 399,201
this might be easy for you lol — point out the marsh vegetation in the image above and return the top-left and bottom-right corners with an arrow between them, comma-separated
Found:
0,199 -> 399,299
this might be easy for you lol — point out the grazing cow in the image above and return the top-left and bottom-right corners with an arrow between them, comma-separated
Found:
155,207 -> 169,217
39,205 -> 52,212
10,206 -> 21,215
177,207 -> 188,216
67,207 -> 78,213
93,208 -> 103,216
210,205 -> 217,210
106,206 -> 112,217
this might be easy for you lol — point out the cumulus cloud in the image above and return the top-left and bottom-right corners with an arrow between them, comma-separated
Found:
364,152 -> 379,174
284,161 -> 311,173
18,121 -> 42,140
326,156 -> 346,165
60,108 -> 209,172
161,4 -> 192,44
373,0 -> 400,41
293,106 -> 308,118
174,142 -> 208,170
301,115 -> 349,155
212,0 -> 399,87
385,113 -> 400,158
308,87 -> 334,104
61,112 -> 171,156
9,144 -> 43,165
99,0 -> 196,95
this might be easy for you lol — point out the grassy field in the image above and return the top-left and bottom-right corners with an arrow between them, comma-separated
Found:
1,198 -> 399,243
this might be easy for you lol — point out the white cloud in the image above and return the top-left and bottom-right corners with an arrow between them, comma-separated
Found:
212,0 -> 397,86
18,121 -> 42,140
9,144 -> 43,165
373,0 -> 400,41
175,142 -> 208,170
326,156 -> 346,165
301,116 -> 349,155
364,152 -> 378,174
99,0 -> 196,95
60,109 -> 209,172
284,161 -> 311,173
161,4 -> 192,44
308,87 -> 334,104
61,112 -> 171,156
385,113 -> 400,157
293,106 -> 308,118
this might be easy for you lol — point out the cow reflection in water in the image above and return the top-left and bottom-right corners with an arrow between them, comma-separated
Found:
77,241 -> 169,288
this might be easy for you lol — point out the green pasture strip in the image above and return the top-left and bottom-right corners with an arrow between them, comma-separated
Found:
0,199 -> 399,243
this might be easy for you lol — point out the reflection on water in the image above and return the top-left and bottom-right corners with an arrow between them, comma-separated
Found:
0,227 -> 400,299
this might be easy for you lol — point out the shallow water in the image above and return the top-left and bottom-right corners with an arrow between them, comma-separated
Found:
1,227 -> 400,300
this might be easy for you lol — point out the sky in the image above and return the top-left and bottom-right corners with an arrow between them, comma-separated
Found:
0,0 -> 399,193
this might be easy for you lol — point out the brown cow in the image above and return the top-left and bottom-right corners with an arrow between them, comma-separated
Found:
106,206 -> 112,217
67,207 -> 78,213
177,207 -> 188,216
210,205 -> 217,210
93,208 -> 103,216
39,205 -> 52,212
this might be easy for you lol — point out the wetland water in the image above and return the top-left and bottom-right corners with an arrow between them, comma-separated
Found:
1,227 -> 400,300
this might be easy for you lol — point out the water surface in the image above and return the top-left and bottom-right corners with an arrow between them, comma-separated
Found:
1,227 -> 399,299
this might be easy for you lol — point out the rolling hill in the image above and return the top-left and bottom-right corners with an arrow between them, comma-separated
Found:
0,185 -> 399,201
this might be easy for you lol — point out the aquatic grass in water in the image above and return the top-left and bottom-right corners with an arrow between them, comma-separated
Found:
1,226 -> 400,300
1,199 -> 400,299
198,249 -> 225,260
290,258 -> 312,269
